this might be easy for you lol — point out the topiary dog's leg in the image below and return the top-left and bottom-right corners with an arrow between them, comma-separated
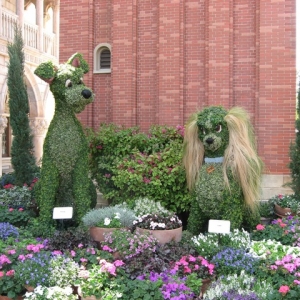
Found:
187,200 -> 206,235
36,160 -> 59,224
72,157 -> 93,224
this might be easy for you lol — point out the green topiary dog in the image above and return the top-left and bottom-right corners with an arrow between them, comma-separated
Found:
34,53 -> 96,225
183,106 -> 263,234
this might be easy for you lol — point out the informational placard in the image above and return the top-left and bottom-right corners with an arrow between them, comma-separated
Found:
53,207 -> 73,219
208,219 -> 230,234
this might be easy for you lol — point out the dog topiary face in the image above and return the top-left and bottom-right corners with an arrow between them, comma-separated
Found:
196,106 -> 229,158
34,53 -> 94,113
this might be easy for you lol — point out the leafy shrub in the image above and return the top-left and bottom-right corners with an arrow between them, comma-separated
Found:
0,173 -> 16,188
46,226 -> 96,251
0,186 -> 33,209
0,222 -> 19,240
87,124 -> 192,214
24,218 -> 56,239
0,206 -> 31,227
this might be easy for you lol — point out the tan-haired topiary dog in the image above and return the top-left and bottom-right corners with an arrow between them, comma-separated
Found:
34,53 -> 97,225
183,106 -> 263,234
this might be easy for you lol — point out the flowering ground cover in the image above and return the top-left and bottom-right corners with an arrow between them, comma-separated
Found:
2,216 -> 300,300
3,191 -> 300,299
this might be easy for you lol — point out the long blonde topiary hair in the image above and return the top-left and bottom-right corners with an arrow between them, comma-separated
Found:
183,106 -> 263,211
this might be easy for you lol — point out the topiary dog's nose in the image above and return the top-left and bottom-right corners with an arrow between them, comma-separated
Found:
81,89 -> 92,99
206,137 -> 214,144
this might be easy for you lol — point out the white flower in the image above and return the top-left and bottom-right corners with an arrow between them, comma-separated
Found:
114,212 -> 121,219
104,218 -> 111,225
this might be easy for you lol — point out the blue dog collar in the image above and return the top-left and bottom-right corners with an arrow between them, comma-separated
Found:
204,157 -> 224,163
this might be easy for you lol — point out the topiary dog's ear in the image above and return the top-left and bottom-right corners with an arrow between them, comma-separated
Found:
68,52 -> 89,74
34,61 -> 57,84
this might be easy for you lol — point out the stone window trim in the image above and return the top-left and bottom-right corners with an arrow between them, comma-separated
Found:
94,43 -> 111,74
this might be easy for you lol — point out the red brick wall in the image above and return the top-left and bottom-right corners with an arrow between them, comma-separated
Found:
59,0 -> 296,175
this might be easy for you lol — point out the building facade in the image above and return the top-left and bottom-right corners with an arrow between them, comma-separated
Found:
52,1 -> 297,199
0,0 -> 59,174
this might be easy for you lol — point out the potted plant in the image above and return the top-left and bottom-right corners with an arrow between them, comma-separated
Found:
132,198 -> 183,244
268,194 -> 300,217
82,204 -> 137,243
23,286 -> 78,300
258,201 -> 275,224
0,270 -> 24,300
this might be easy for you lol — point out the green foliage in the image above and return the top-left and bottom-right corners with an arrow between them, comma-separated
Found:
0,185 -> 33,209
34,53 -> 96,225
6,25 -> 38,186
115,275 -> 164,300
87,124 -> 192,213
289,85 -> 300,198
20,218 -> 56,239
196,106 -> 229,158
0,206 -> 31,227
259,200 -> 275,218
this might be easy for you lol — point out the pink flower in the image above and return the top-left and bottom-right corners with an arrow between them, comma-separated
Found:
8,208 -> 14,212
114,260 -> 125,267
18,255 -> 26,261
6,270 -> 15,277
280,223 -> 287,228
18,208 -> 24,211
7,249 -> 16,255
102,245 -> 113,252
80,258 -> 88,263
52,250 -> 62,255
70,250 -> 76,257
0,271 -> 4,277
183,266 -> 192,273
294,280 -> 300,285
279,285 -> 290,295
188,255 -> 196,262
78,243 -> 83,248
256,224 -> 265,231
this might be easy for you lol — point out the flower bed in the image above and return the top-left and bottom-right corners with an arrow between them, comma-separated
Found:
3,206 -> 300,299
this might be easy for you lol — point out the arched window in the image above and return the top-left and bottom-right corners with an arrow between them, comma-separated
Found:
94,43 -> 111,74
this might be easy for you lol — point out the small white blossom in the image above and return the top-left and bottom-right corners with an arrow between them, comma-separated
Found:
104,218 -> 111,225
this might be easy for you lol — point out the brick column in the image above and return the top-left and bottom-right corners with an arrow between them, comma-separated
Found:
111,0 -> 137,127
157,0 -> 183,126
206,0 -> 232,107
257,0 -> 296,174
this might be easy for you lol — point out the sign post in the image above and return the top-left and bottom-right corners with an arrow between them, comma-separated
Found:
52,207 -> 73,230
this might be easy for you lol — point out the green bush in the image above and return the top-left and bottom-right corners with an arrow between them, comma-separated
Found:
87,124 -> 192,213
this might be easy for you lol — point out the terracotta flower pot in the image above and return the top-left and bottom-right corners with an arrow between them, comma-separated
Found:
24,285 -> 35,292
0,296 -> 24,300
136,226 -> 182,244
199,277 -> 214,298
274,204 -> 294,218
89,227 -> 119,243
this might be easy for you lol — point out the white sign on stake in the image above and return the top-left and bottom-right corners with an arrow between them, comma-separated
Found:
208,219 -> 231,234
53,207 -> 73,219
